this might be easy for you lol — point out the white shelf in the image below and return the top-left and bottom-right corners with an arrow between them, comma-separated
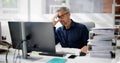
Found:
115,19 -> 120,22
114,25 -> 120,27
115,15 -> 120,16
116,35 -> 120,36
115,5 -> 120,6
114,0 -> 120,36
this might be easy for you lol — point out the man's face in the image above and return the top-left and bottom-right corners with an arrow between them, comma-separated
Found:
57,10 -> 70,26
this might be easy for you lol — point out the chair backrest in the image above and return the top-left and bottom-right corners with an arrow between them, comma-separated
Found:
80,22 -> 95,31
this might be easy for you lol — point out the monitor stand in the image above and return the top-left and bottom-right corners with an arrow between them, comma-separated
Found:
39,52 -> 66,57
21,22 -> 27,59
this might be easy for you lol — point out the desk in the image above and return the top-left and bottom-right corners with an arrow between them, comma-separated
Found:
0,47 -> 114,63
111,49 -> 120,63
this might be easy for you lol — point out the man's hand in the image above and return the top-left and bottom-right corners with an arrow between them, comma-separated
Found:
52,13 -> 59,27
80,46 -> 88,53
79,46 -> 88,56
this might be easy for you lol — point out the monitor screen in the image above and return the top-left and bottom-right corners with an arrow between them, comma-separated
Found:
8,22 -> 56,53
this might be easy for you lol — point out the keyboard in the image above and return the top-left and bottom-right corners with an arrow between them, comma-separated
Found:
39,53 -> 66,57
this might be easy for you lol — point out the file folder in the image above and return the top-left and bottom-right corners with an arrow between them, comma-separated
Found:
47,58 -> 67,63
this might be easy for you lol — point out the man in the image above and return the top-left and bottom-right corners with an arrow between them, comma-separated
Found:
52,7 -> 89,53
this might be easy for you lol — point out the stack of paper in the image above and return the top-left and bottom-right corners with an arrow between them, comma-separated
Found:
88,27 -> 116,58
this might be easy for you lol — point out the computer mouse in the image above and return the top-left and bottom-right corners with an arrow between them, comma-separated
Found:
79,52 -> 86,56
68,55 -> 77,59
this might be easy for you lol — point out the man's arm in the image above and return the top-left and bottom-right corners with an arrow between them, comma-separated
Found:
80,25 -> 89,53
52,13 -> 59,27
53,27 -> 60,45
52,13 -> 60,45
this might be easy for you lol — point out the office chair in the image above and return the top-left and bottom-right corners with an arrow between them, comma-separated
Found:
80,22 -> 95,31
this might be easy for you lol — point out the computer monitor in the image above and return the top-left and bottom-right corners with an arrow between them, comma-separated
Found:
0,22 -> 2,41
29,22 -> 56,53
8,22 -> 56,53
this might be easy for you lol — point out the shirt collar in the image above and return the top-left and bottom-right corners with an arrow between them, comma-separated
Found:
63,19 -> 75,30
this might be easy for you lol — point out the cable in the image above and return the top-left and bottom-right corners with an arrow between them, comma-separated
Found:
13,40 -> 28,63
14,50 -> 20,63
13,40 -> 23,63
5,45 -> 11,63
13,34 -> 32,63
13,49 -> 22,63
18,50 -> 21,63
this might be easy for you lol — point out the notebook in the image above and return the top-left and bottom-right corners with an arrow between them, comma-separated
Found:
47,58 -> 67,63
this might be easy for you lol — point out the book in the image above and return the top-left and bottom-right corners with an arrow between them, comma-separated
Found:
47,58 -> 67,63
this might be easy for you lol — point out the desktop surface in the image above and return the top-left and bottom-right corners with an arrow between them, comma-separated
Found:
0,47 -> 114,63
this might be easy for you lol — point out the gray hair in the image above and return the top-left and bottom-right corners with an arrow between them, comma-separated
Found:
56,7 -> 70,13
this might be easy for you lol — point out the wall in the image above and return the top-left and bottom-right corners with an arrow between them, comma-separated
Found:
44,13 -> 114,28
0,0 -> 114,43
103,0 -> 113,13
